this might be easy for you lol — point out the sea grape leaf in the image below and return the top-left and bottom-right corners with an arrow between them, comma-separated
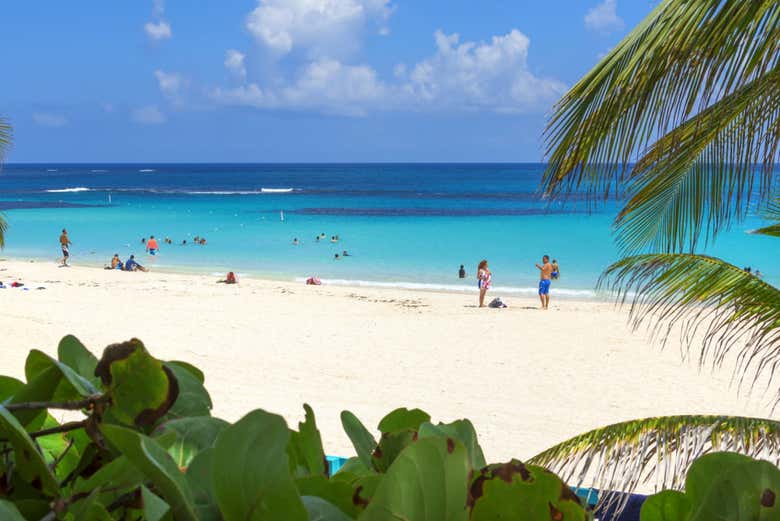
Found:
25,349 -> 97,397
341,410 -> 377,470
0,375 -> 23,402
11,499 -> 50,520
160,363 -> 212,421
359,435 -> 470,521
167,361 -> 205,384
212,409 -> 307,521
101,424 -> 198,521
73,455 -> 144,499
57,335 -> 100,388
288,404 -> 327,477
141,485 -> 172,521
68,490 -> 113,521
302,496 -> 354,521
0,405 -> 59,496
639,490 -> 691,521
152,416 -> 228,469
377,408 -> 430,433
296,475 -> 360,518
418,419 -> 486,469
372,407 -> 432,472
468,460 -> 586,521
36,414 -> 82,480
6,366 -> 64,428
0,500 -> 27,521
186,448 -> 222,521
333,457 -> 373,478
95,339 -> 179,427
684,452 -> 780,521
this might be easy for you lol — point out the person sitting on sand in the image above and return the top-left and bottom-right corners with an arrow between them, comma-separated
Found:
458,264 -> 466,279
477,260 -> 491,308
110,254 -> 123,270
146,235 -> 159,255
124,255 -> 148,272
218,271 -> 237,284
551,259 -> 560,280
536,255 -> 553,310
306,276 -> 321,285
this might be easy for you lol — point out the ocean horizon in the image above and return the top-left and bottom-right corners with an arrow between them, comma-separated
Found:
1,162 -> 777,296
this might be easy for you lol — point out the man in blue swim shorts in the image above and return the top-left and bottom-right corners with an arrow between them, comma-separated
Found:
535,254 -> 553,310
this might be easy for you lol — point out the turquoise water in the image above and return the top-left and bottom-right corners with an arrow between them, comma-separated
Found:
0,163 -> 777,297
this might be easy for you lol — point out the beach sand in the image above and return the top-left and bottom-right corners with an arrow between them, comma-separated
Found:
0,259 -> 772,464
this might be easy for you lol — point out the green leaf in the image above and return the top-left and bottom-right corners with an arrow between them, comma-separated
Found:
95,339 -> 179,427
152,416 -> 228,469
288,404 -> 326,477
0,500 -> 27,521
359,436 -> 470,521
186,448 -> 222,521
333,457 -> 373,478
162,363 -> 212,421
377,407 -> 430,432
37,414 -> 82,480
141,485 -> 172,521
468,460 -> 585,521
418,419 -> 486,469
25,349 -> 97,398
58,335 -> 100,388
340,410 -> 377,470
212,409 -> 307,521
167,360 -> 205,384
296,476 -> 360,518
72,455 -> 144,497
0,405 -> 59,496
640,490 -> 691,521
0,375 -> 23,401
69,490 -> 114,521
101,423 -> 198,521
303,496 -> 354,521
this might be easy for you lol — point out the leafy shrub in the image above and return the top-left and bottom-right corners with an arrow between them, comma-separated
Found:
0,335 -> 588,520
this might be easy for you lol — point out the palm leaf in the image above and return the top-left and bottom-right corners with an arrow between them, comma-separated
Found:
530,415 -> 780,516
614,67 -> 780,253
0,117 -> 10,162
600,254 -> 780,395
751,197 -> 780,237
543,0 -> 780,241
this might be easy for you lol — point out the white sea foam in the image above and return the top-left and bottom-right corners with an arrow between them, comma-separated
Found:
46,187 -> 92,193
293,277 -> 598,298
261,188 -> 294,193
90,169 -> 108,173
139,169 -> 156,172
46,169 -> 58,172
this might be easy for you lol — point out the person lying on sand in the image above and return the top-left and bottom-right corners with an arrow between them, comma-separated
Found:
217,272 -> 237,284
124,255 -> 148,272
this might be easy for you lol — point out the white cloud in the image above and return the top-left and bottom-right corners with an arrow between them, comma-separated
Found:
245,0 -> 393,57
400,29 -> 567,113
145,20 -> 172,40
33,112 -> 68,127
131,105 -> 166,124
585,0 -> 624,33
224,50 -> 247,78
211,29 -> 565,116
154,69 -> 185,100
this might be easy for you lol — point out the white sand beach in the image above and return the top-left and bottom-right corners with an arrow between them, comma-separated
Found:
0,259 -> 772,463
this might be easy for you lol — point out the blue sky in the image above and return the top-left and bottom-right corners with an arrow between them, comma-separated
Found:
2,1 -> 653,162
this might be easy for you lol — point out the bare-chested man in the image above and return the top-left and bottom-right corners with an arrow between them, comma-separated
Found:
535,254 -> 552,309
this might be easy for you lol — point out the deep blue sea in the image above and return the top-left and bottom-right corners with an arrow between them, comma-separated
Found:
0,163 -> 777,297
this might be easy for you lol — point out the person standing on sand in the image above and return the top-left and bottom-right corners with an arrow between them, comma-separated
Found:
477,260 -> 491,308
535,255 -> 553,310
59,229 -> 72,267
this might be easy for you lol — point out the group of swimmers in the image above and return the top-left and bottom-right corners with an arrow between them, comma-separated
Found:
292,233 -> 351,260
471,255 -> 560,310
142,235 -> 208,248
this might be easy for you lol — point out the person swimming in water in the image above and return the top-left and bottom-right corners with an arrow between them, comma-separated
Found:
334,253 -> 340,260
551,259 -> 560,280
293,238 -> 299,246
458,265 -> 466,279
342,250 -> 350,257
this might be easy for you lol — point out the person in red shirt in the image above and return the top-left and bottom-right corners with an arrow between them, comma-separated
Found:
146,235 -> 160,255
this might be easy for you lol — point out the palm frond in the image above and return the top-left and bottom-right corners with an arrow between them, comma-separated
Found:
600,254 -> 780,395
0,117 -> 11,163
530,415 -> 780,516
0,214 -> 6,249
544,0 -> 780,202
751,196 -> 780,237
614,68 -> 780,253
